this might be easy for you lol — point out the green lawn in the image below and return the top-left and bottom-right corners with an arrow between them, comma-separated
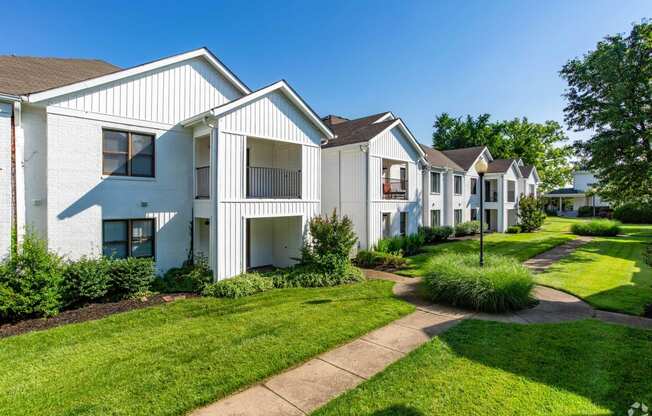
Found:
398,217 -> 577,277
535,223 -> 652,315
313,319 -> 652,416
0,281 -> 413,416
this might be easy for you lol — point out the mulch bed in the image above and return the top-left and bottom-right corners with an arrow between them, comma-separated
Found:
0,293 -> 195,339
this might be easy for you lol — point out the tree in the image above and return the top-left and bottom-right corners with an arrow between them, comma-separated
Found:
301,210 -> 358,274
517,195 -> 546,232
561,21 -> 652,206
432,114 -> 573,192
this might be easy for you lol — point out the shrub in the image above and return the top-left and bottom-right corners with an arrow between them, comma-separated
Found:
577,206 -> 594,217
301,211 -> 358,274
375,236 -> 404,254
422,253 -> 535,313
518,195 -> 546,232
506,225 -> 521,234
153,258 -> 212,293
0,232 -> 64,322
62,257 -> 110,306
404,232 -> 426,255
420,226 -> 454,243
270,264 -> 364,288
613,203 -> 652,224
354,250 -> 407,269
454,221 -> 480,237
105,257 -> 156,300
375,232 -> 425,256
202,273 -> 274,298
571,219 -> 621,237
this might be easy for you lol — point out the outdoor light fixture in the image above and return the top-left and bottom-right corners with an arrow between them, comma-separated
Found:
475,159 -> 489,266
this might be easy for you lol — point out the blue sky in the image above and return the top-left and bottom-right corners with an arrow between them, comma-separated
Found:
2,0 -> 650,144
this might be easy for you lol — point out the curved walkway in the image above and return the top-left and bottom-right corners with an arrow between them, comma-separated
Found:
193,239 -> 652,416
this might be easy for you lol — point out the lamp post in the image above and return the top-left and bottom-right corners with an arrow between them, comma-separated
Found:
475,159 -> 489,267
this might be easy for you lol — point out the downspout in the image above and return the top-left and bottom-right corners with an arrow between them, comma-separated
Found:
360,144 -> 371,249
10,104 -> 16,255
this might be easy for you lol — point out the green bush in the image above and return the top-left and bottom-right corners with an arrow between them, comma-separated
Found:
571,219 -> 621,237
354,250 -> 406,269
422,253 -> 535,313
613,203 -> 652,224
301,211 -> 358,274
577,206 -> 594,217
506,225 -> 521,234
202,273 -> 274,298
375,231 -> 426,256
0,232 -> 64,322
270,264 -> 364,289
454,221 -> 480,237
153,258 -> 212,293
62,257 -> 110,306
518,195 -> 546,232
105,257 -> 156,300
375,236 -> 404,254
420,226 -> 454,243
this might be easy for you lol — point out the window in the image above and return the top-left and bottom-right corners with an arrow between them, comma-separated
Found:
430,209 -> 441,226
430,171 -> 441,193
454,209 -> 463,225
471,178 -> 477,195
471,208 -> 478,221
382,212 -> 391,238
103,129 -> 154,177
103,219 -> 155,259
507,180 -> 516,202
454,175 -> 463,195
399,167 -> 407,191
529,184 -> 535,196
399,212 -> 407,236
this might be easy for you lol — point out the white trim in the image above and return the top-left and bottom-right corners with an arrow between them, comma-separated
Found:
220,129 -> 322,148
0,93 -> 20,102
27,48 -> 250,103
46,106 -> 184,132
182,80 -> 334,139
373,112 -> 395,123
368,119 -> 426,159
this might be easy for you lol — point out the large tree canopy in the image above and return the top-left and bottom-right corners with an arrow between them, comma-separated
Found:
561,21 -> 652,206
432,113 -> 573,192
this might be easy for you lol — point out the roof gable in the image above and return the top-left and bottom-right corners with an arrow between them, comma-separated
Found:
419,144 -> 464,171
442,146 -> 492,171
27,48 -> 250,102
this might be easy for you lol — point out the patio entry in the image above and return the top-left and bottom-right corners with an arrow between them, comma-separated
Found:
245,216 -> 303,270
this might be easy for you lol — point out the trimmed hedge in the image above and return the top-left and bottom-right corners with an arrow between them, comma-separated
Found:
375,232 -> 426,256
506,225 -> 521,234
613,203 -> 652,224
152,259 -> 212,294
422,253 -> 535,313
419,226 -> 454,243
454,221 -> 481,237
571,219 -> 621,237
61,257 -> 110,306
202,273 -> 273,298
354,250 -> 407,269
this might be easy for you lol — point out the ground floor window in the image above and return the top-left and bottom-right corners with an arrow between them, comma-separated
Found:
400,212 -> 407,236
471,208 -> 478,221
382,212 -> 391,238
103,219 -> 155,259
454,209 -> 463,225
430,209 -> 441,226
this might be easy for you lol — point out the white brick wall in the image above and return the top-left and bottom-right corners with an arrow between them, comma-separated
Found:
0,102 -> 12,259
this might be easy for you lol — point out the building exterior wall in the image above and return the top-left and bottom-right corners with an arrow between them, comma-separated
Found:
574,171 -> 608,206
0,101 -> 13,259
21,105 -> 48,239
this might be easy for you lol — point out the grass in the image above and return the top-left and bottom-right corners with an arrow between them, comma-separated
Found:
399,217 -> 577,277
535,223 -> 652,315
422,253 -> 535,312
0,281 -> 413,416
313,319 -> 652,416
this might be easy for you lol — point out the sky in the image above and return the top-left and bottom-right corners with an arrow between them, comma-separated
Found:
2,0 -> 650,145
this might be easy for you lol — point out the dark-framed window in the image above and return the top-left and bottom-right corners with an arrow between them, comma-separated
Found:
102,219 -> 155,259
430,171 -> 440,193
507,180 -> 516,202
471,178 -> 478,195
471,208 -> 478,221
103,129 -> 155,177
454,209 -> 463,225
431,209 -> 441,226
399,212 -> 407,236
382,212 -> 391,238
454,175 -> 463,195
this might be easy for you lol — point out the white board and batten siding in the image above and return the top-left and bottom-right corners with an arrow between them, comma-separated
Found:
213,90 -> 323,279
46,57 -> 243,125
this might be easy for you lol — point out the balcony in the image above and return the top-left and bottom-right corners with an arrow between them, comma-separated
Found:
247,166 -> 301,199
382,179 -> 408,200
382,159 -> 408,200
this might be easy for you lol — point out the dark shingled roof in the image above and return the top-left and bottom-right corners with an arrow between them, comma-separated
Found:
546,188 -> 585,195
487,159 -> 517,174
321,113 -> 396,148
519,164 -> 534,177
0,55 -> 120,95
419,144 -> 463,171
441,146 -> 486,170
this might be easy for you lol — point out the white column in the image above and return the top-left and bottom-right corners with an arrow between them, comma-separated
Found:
209,127 -> 219,279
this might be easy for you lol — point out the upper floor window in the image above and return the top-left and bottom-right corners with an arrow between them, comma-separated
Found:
430,171 -> 441,193
507,180 -> 516,202
103,129 -> 155,177
470,178 -> 478,195
454,175 -> 463,195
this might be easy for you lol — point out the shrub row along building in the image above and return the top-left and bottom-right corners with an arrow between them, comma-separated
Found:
0,48 -> 539,280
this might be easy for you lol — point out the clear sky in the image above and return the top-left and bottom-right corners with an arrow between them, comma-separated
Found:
2,0 -> 650,144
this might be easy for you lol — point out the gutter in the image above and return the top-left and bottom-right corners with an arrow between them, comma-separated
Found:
10,103 -> 17,253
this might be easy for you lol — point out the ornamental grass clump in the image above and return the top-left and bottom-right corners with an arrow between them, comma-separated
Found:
571,219 -> 621,237
422,253 -> 535,313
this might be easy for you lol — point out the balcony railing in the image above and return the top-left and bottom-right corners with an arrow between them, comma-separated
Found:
382,178 -> 408,200
485,191 -> 498,202
196,166 -> 209,199
247,166 -> 301,199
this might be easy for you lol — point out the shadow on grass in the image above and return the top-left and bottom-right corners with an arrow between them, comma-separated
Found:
371,405 -> 424,416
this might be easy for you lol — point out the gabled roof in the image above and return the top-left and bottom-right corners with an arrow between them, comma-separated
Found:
419,144 -> 464,171
487,158 -> 517,174
181,80 -> 334,139
0,55 -> 120,96
441,146 -> 488,171
519,165 -> 535,177
321,112 -> 425,158
24,47 -> 250,102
